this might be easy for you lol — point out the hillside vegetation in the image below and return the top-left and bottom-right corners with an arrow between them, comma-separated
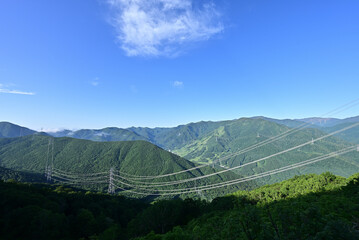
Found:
0,172 -> 358,240
0,166 -> 45,183
2,119 -> 359,189
322,123 -> 359,144
0,135 -> 251,199
171,118 -> 359,185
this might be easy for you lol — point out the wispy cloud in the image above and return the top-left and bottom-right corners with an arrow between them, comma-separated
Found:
39,128 -> 65,133
0,84 -> 35,95
173,81 -> 184,88
91,77 -> 100,86
91,81 -> 99,86
107,0 -> 223,57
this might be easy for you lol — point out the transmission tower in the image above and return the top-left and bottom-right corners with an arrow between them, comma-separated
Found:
194,180 -> 206,200
44,138 -> 52,181
46,165 -> 52,181
108,168 -> 115,194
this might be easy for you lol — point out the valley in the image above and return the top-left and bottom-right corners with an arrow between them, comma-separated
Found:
1,115 -> 358,196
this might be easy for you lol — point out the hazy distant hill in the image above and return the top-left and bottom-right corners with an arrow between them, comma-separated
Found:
0,122 -> 37,138
295,115 -> 359,127
251,116 -> 305,128
51,127 -> 147,142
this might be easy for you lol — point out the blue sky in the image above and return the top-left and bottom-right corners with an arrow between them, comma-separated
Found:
0,0 -> 358,131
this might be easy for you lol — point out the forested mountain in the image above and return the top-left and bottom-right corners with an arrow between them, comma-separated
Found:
171,118 -> 359,185
51,127 -> 147,142
322,122 -> 359,144
252,116 -> 359,144
0,122 -> 37,138
4,117 -> 358,187
0,135 -> 251,199
45,116 -> 359,147
1,172 -> 358,239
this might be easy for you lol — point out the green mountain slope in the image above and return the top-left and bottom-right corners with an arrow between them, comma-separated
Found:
322,122 -> 359,144
0,122 -> 37,138
171,118 -> 359,185
111,120 -> 231,150
0,136 -> 253,198
44,118 -> 359,186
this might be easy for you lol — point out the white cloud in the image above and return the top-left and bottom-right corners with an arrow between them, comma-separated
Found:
91,77 -> 100,86
39,128 -> 65,133
0,84 -> 35,95
173,81 -> 184,88
107,0 -> 223,57
94,131 -> 110,137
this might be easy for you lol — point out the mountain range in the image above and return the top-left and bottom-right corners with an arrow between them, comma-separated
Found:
0,115 -> 358,196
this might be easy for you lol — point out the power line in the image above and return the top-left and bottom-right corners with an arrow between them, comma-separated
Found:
112,122 -> 359,187
49,146 -> 357,195
116,98 -> 359,179
111,146 -> 356,196
50,119 -> 359,191
112,147 -> 355,192
52,168 -> 108,176
52,171 -> 108,180
43,98 -> 359,195
108,168 -> 115,194
52,173 -> 108,182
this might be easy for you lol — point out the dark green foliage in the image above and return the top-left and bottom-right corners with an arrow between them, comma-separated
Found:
0,181 -> 146,240
1,172 -> 359,239
0,166 -> 46,182
136,172 -> 359,240
127,198 -> 206,236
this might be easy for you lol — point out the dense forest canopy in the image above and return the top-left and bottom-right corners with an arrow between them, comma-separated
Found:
1,172 -> 358,240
